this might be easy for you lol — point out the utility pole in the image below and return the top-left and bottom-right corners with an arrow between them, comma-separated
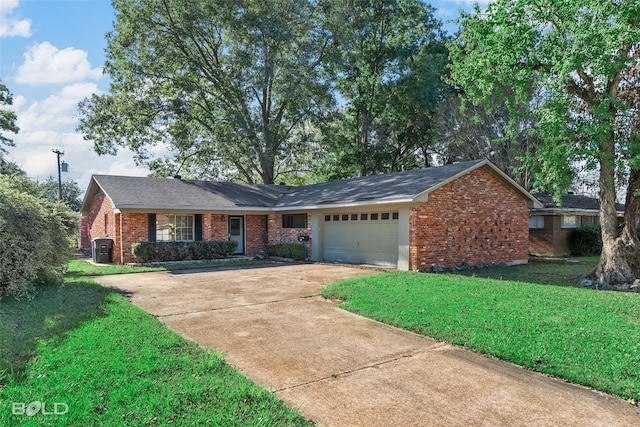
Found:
52,149 -> 64,201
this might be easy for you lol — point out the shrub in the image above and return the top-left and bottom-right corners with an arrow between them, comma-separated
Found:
0,175 -> 77,299
266,243 -> 305,260
131,241 -> 238,263
570,225 -> 602,256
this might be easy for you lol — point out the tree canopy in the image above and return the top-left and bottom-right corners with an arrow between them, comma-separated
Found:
0,81 -> 19,159
321,0 -> 448,179
449,0 -> 640,285
78,0 -> 334,184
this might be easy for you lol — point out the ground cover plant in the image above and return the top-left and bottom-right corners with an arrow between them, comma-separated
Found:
1,261 -> 311,426
322,261 -> 640,403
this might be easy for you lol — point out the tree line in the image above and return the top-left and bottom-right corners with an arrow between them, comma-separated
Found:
78,0 -> 532,186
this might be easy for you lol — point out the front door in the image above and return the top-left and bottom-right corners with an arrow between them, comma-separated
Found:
228,216 -> 245,254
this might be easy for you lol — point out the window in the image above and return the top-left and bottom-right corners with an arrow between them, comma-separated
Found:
283,214 -> 307,228
561,215 -> 578,229
529,216 -> 544,229
156,214 -> 194,241
360,213 -> 368,220
351,214 -> 358,221
333,214 -> 340,221
104,214 -> 108,235
392,212 -> 399,220
370,213 -> 379,220
341,214 -> 349,221
325,215 -> 331,222
381,212 -> 390,220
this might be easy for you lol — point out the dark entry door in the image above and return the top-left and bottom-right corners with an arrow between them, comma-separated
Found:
228,216 -> 244,254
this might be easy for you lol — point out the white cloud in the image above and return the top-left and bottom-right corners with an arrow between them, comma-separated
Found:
0,0 -> 31,38
15,42 -> 103,85
6,82 -> 149,192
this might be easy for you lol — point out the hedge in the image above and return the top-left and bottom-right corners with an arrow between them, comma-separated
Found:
132,241 -> 238,263
0,175 -> 77,299
266,243 -> 305,260
570,225 -> 602,256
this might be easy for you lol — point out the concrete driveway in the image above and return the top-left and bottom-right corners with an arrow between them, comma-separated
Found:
94,263 -> 640,426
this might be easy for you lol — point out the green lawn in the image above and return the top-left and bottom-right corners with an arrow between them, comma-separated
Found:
322,260 -> 640,402
1,261 -> 311,426
455,256 -> 601,286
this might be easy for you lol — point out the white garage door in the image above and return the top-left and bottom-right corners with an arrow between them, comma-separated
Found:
322,211 -> 399,267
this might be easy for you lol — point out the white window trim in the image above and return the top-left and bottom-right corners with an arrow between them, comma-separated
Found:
561,215 -> 578,229
156,214 -> 195,241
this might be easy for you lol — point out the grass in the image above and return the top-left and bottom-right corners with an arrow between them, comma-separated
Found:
454,256 -> 600,286
66,257 -> 277,277
66,258 -> 166,277
0,261 -> 311,426
322,260 -> 640,402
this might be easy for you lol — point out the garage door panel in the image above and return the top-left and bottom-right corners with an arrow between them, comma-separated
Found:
322,218 -> 398,267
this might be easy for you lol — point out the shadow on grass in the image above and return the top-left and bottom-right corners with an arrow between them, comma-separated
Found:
0,278 -> 110,384
450,256 -> 600,287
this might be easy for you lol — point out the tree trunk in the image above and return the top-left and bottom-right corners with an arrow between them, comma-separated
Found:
590,164 -> 640,286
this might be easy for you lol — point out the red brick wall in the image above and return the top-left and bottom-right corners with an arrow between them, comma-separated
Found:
529,216 -> 555,257
87,192 -> 119,262
120,213 -> 149,263
410,166 -> 529,271
267,213 -> 312,259
203,214 -> 228,241
246,215 -> 268,256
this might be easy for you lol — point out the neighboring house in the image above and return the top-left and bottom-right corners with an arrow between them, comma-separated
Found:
529,192 -> 625,257
81,159 -> 542,271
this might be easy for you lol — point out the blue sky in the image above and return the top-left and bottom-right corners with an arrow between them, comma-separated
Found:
0,0 -> 487,194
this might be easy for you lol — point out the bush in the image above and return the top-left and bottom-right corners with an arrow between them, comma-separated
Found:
570,225 -> 602,256
266,243 -> 305,260
0,175 -> 77,299
131,241 -> 238,263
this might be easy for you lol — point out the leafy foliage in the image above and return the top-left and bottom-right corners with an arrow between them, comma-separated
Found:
432,89 -> 545,190
78,0 -> 334,184
448,1 -> 640,284
266,242 -> 305,260
0,81 -> 19,158
0,175 -> 78,299
322,0 -> 448,178
37,176 -> 83,211
132,240 -> 238,262
570,225 -> 604,256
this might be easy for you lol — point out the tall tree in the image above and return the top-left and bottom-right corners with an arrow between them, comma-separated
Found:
449,0 -> 640,285
78,0 -> 334,184
38,177 -> 83,212
0,81 -> 19,159
432,88 -> 546,190
322,0 -> 448,178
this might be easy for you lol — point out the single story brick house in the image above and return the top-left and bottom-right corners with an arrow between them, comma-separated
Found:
529,192 -> 624,257
81,159 -> 542,271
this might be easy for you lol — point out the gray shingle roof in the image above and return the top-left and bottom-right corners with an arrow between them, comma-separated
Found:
84,160 -> 540,213
278,160 -> 485,208
533,191 -> 625,212
89,175 -> 289,210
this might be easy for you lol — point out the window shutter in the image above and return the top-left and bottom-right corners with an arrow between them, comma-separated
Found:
148,214 -> 156,241
195,214 -> 203,241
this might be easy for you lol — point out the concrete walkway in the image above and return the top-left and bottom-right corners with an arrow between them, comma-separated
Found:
94,264 -> 640,426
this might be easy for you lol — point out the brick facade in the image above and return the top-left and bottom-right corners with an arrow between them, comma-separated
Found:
529,214 -> 599,257
86,192 -> 120,262
409,167 -> 529,271
267,213 -> 312,259
85,165 -> 529,267
246,215 -> 268,256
